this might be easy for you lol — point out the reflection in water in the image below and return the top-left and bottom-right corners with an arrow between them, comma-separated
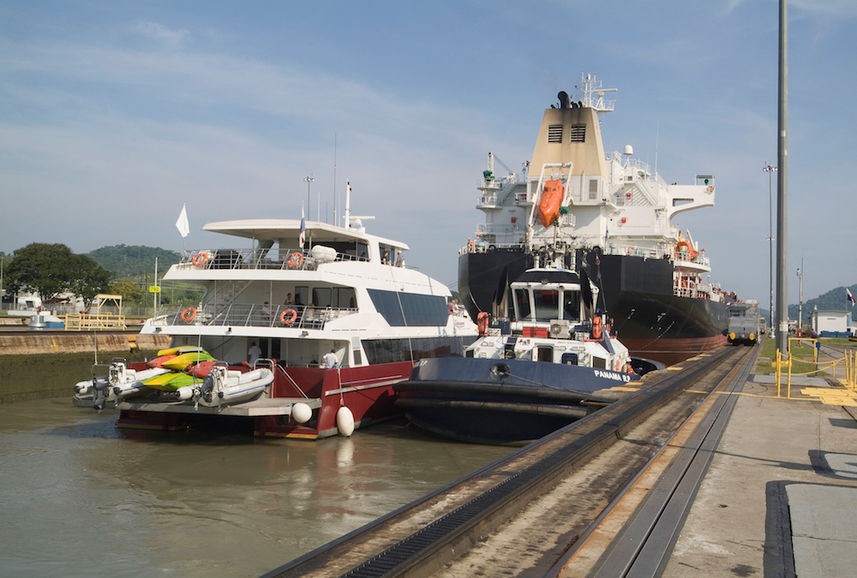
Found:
0,399 -> 511,577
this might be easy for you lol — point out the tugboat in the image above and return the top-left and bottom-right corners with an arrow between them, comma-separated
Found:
458,74 -> 735,366
395,266 -> 653,445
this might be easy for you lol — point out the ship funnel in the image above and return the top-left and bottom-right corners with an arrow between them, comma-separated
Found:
623,145 -> 634,156
558,91 -> 570,109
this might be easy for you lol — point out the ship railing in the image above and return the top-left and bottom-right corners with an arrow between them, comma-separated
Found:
152,303 -> 358,330
174,248 -> 365,272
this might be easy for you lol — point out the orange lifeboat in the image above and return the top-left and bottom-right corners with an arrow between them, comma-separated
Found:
538,180 -> 564,228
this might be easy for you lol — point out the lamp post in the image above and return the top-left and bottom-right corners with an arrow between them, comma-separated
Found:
304,175 -> 315,216
796,263 -> 803,335
764,164 -> 777,336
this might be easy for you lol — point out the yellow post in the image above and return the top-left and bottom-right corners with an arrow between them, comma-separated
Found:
775,349 -> 781,397
787,352 -> 793,399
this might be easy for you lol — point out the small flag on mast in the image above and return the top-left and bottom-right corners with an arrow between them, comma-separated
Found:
847,288 -> 855,306
299,207 -> 306,249
175,203 -> 190,238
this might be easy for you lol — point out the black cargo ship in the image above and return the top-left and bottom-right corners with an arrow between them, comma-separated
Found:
458,75 -> 733,365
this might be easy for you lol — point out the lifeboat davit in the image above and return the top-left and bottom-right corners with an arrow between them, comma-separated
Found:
538,180 -> 564,228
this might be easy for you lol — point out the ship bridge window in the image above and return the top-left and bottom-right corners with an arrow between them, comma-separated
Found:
548,124 -> 563,143
367,289 -> 448,326
514,289 -> 531,321
533,289 -> 559,322
563,291 -> 581,322
570,124 -> 586,143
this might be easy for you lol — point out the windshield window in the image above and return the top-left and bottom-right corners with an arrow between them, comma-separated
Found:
533,289 -> 559,322
514,288 -> 531,321
563,290 -> 581,322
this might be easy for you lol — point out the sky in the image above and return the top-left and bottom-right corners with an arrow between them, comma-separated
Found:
1,0 -> 855,307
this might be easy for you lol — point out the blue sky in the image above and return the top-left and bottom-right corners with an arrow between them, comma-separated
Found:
1,1 -> 855,307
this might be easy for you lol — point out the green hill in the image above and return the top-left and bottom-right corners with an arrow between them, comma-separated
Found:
788,284 -> 856,320
87,245 -> 181,279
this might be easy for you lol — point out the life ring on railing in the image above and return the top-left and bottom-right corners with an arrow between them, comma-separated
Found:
280,308 -> 298,325
705,185 -> 715,193
286,252 -> 304,268
477,312 -> 489,336
191,252 -> 208,267
180,307 -> 197,322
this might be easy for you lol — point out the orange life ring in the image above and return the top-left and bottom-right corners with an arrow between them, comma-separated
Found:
280,308 -> 298,325
476,312 -> 489,336
180,307 -> 197,322
192,252 -> 208,267
286,252 -> 304,268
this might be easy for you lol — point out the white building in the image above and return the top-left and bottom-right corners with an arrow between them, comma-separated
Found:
811,309 -> 850,337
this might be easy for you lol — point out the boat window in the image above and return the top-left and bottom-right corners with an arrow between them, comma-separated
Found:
536,346 -> 553,362
333,287 -> 356,309
294,286 -> 309,306
592,356 -> 607,370
563,290 -> 581,322
514,289 -> 531,321
363,336 -> 471,364
312,287 -> 332,308
533,290 -> 559,322
367,289 -> 449,327
561,352 -> 578,365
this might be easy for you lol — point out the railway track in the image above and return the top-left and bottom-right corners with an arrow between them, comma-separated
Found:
265,345 -> 758,577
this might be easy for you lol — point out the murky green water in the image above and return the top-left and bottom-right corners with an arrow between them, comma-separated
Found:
0,398 -> 512,577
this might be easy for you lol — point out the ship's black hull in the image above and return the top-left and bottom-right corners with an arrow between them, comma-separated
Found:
395,357 -> 637,445
459,249 -> 729,365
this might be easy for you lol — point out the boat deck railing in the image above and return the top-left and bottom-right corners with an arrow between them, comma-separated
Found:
150,303 -> 358,330
174,247 -> 366,272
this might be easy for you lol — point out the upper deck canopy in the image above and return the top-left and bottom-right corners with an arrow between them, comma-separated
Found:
202,219 -> 409,250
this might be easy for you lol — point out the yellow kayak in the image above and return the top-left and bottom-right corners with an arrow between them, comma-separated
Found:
156,345 -> 207,357
160,350 -> 216,371
142,371 -> 203,391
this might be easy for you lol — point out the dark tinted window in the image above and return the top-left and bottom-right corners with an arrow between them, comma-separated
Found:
367,290 -> 448,326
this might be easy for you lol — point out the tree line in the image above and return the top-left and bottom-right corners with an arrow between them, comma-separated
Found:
2,243 -> 199,310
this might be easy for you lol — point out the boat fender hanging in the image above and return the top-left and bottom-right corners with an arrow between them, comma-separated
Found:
292,402 -> 312,424
286,252 -> 304,268
477,312 -> 489,336
336,406 -> 355,437
280,308 -> 298,325
180,307 -> 197,322
590,315 -> 603,340
192,252 -> 208,267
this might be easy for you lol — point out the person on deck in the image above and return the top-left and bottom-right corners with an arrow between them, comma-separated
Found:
321,349 -> 338,368
247,342 -> 262,365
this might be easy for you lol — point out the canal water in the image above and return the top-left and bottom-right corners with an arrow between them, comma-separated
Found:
0,398 -> 513,577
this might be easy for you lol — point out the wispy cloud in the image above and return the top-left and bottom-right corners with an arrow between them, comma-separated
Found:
133,21 -> 190,49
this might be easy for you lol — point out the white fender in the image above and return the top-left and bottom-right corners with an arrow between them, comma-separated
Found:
292,402 -> 312,424
175,385 -> 195,401
336,406 -> 354,437
73,380 -> 93,395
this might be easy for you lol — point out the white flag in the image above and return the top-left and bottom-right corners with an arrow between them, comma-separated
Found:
175,203 -> 190,238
